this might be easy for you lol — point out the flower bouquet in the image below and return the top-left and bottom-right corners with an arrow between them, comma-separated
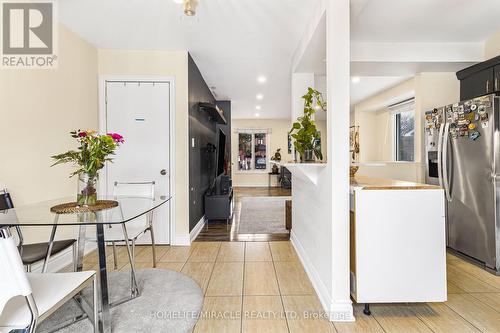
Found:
51,130 -> 124,206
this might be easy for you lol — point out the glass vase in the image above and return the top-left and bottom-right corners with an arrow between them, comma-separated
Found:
77,173 -> 98,206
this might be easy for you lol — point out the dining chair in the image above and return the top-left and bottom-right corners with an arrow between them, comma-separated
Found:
87,181 -> 157,269
0,227 -> 98,333
0,189 -> 78,273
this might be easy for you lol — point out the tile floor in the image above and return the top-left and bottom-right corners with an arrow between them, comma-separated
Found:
81,243 -> 500,333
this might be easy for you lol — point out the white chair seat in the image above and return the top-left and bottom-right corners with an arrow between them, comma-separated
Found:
0,271 -> 94,330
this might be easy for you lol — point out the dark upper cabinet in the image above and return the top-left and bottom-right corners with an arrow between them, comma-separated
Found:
495,65 -> 500,92
457,55 -> 500,101
460,68 -> 494,101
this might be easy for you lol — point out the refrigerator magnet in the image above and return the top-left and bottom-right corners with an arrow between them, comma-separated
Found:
469,131 -> 481,141
478,105 -> 487,115
470,104 -> 477,111
482,121 -> 489,129
468,123 -> 476,130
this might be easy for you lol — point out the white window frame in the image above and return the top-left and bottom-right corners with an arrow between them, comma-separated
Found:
235,129 -> 271,173
390,99 -> 415,162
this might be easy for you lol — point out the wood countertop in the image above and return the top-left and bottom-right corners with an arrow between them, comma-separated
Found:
350,175 -> 441,190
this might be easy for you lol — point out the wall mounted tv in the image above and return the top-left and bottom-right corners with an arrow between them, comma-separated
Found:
216,128 -> 226,177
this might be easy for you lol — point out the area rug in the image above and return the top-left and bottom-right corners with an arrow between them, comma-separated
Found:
238,196 -> 291,234
37,269 -> 203,333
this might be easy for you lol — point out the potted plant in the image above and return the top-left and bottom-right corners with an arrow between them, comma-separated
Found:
289,87 -> 326,162
51,130 -> 124,206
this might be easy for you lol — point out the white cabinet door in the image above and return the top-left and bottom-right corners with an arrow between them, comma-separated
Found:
105,81 -> 171,244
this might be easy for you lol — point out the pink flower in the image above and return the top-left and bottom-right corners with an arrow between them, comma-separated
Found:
107,133 -> 124,143
78,131 -> 87,137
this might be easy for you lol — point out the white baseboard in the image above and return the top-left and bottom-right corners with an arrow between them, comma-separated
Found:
173,234 -> 191,246
290,230 -> 355,322
29,243 -> 97,273
190,215 -> 206,242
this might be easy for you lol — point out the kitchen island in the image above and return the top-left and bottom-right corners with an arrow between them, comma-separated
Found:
350,175 -> 447,312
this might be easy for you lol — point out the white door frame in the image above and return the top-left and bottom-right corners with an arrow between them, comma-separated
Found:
98,75 -> 176,245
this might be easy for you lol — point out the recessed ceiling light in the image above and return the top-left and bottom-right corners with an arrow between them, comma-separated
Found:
257,76 -> 267,83
254,113 -> 260,117
256,94 -> 264,100
173,0 -> 183,4
351,76 -> 361,84
255,105 -> 262,110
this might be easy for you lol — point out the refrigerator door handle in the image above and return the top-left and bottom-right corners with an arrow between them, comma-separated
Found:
442,122 -> 452,202
437,123 -> 445,189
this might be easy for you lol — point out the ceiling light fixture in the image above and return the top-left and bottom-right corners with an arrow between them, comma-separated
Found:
255,105 -> 262,110
351,76 -> 360,84
257,76 -> 267,83
175,0 -> 197,16
256,94 -> 263,100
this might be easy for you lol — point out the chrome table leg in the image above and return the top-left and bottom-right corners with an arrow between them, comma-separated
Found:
96,222 -> 111,333
42,214 -> 59,273
75,214 -> 87,272
121,224 -> 140,297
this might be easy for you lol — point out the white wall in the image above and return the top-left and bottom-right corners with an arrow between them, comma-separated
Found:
0,24 -> 98,243
485,31 -> 500,60
97,49 -> 190,242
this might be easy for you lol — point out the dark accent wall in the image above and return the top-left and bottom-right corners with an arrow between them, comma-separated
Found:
188,54 -> 231,232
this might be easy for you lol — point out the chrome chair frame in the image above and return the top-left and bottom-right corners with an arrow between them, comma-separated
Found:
0,227 -> 99,333
0,189 -> 78,273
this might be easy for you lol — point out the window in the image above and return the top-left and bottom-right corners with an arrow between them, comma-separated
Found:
237,131 -> 268,171
392,99 -> 415,162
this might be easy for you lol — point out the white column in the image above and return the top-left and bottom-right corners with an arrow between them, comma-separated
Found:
326,0 -> 354,321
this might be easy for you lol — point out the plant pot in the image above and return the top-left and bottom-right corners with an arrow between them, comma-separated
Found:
77,173 -> 98,206
300,150 -> 315,163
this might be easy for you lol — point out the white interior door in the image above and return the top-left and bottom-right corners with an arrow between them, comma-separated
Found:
104,81 -> 171,244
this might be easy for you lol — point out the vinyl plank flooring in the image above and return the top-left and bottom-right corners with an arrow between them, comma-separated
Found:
217,242 -> 245,262
244,262 -> 280,296
245,242 -> 272,261
188,242 -> 221,262
206,262 -> 244,296
449,260 -> 500,290
242,296 -> 288,333
193,296 -> 242,333
269,241 -> 299,261
156,262 -> 185,272
410,303 -> 480,333
371,304 -> 433,333
274,261 -> 314,295
445,293 -> 500,333
159,246 -> 192,263
446,265 -> 499,293
133,245 -> 170,263
447,281 -> 467,294
181,262 -> 216,294
282,295 -> 336,333
470,292 -> 500,313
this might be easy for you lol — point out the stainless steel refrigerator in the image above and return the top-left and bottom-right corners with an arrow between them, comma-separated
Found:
424,94 -> 499,273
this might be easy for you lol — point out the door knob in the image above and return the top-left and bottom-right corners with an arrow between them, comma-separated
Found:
160,169 -> 167,176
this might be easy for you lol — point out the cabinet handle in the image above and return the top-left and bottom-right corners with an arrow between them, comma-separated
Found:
486,80 -> 491,93
495,78 -> 499,92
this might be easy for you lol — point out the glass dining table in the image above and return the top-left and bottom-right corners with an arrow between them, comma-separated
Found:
0,195 -> 171,333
